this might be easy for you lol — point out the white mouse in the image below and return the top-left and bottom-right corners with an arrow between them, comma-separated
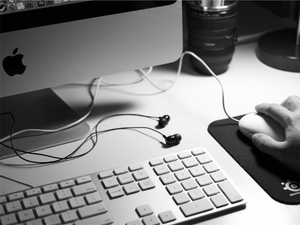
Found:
238,112 -> 285,142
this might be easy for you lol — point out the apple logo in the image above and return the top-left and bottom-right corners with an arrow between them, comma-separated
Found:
2,48 -> 27,76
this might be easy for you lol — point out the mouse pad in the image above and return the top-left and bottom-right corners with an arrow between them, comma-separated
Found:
208,116 -> 300,205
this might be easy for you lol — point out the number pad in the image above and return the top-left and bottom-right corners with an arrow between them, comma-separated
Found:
150,148 -> 244,218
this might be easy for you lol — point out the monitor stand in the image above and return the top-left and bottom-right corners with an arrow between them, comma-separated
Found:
0,88 -> 91,160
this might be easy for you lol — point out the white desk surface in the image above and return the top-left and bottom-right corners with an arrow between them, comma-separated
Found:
1,41 -> 300,224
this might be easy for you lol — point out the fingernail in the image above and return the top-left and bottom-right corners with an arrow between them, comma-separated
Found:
252,134 -> 259,147
247,132 -> 254,139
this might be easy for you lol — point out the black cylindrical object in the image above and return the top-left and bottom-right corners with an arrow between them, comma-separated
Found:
186,0 -> 238,75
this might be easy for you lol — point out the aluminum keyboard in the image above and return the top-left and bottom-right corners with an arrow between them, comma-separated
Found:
0,147 -> 246,225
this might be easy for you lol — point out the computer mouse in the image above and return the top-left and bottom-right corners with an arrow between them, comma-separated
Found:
238,112 -> 285,142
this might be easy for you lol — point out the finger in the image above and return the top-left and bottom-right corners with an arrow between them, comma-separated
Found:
252,133 -> 284,159
281,95 -> 300,113
255,103 -> 291,129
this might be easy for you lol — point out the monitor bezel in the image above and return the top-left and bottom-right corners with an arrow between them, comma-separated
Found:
1,1 -> 176,33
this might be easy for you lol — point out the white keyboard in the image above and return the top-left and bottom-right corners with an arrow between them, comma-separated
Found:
0,147 -> 246,225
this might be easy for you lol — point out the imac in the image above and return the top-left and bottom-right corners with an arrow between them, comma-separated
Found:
0,0 -> 183,159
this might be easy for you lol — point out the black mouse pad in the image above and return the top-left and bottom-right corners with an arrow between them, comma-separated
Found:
208,116 -> 300,205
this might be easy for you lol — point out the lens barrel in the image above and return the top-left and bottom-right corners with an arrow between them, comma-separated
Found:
187,0 -> 238,75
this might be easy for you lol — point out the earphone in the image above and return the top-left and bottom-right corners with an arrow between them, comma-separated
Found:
92,113 -> 181,147
164,133 -> 182,146
158,115 -> 171,128
0,112 -> 181,164
156,115 -> 181,145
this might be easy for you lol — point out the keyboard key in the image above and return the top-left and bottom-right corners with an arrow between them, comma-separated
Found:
180,198 -> 214,217
136,204 -> 153,217
166,183 -> 183,195
114,167 -> 128,175
1,214 -> 18,225
6,201 -> 22,213
61,210 -> 78,223
78,202 -> 108,219
138,179 -> 155,191
174,169 -> 191,181
133,169 -> 149,181
196,174 -> 213,186
98,171 -> 113,179
69,196 -> 86,209
210,171 -> 227,183
8,192 -> 24,201
197,154 -> 212,164
181,179 -> 198,191
26,188 -> 42,197
188,188 -> 205,201
142,215 -> 160,225
160,173 -> 176,185
59,180 -> 75,189
164,155 -> 178,163
192,148 -> 206,156
158,210 -> 176,223
149,158 -> 163,167
203,184 -> 220,196
85,192 -> 102,205
182,157 -> 198,168
211,194 -> 229,208
52,200 -> 69,213
102,177 -> 119,189
23,196 -> 39,209
178,152 -> 192,159
107,186 -> 124,199
56,188 -> 73,200
76,176 -> 92,184
44,214 -> 61,225
123,183 -> 140,195
203,162 -> 219,173
39,193 -> 56,205
35,205 -> 52,218
218,180 -> 243,203
189,166 -> 205,177
129,164 -> 143,171
0,205 -> 4,216
0,196 -> 7,204
43,184 -> 58,193
153,164 -> 169,176
72,182 -> 97,196
168,161 -> 184,172
75,213 -> 113,225
173,192 -> 190,205
117,173 -> 134,185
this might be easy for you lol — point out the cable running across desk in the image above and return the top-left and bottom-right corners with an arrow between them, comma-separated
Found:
0,51 -> 239,164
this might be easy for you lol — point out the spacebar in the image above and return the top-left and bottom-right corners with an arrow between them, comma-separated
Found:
75,213 -> 114,225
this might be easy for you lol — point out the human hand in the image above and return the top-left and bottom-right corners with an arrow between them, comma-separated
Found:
252,95 -> 300,174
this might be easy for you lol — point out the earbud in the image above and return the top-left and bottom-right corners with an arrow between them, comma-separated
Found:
158,115 -> 170,128
99,113 -> 180,146
164,133 -> 182,146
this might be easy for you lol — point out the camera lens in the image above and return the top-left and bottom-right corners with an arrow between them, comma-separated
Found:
186,0 -> 238,75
